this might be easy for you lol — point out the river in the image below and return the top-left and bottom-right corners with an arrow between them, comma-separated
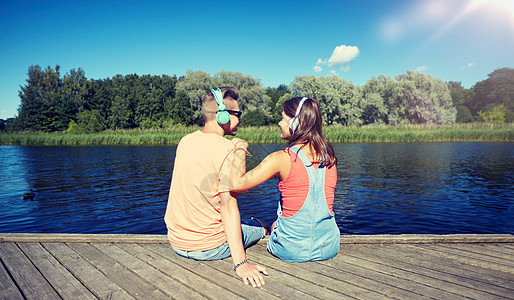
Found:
0,142 -> 512,235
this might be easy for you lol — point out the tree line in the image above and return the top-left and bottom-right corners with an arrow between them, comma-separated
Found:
1,66 -> 512,132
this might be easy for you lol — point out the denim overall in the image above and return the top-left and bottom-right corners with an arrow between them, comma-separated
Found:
267,146 -> 340,262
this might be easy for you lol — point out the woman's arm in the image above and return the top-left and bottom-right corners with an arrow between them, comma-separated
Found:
230,143 -> 289,192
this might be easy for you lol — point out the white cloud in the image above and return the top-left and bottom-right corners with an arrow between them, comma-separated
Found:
330,70 -> 338,76
313,65 -> 323,72
314,45 -> 359,73
327,45 -> 360,67
466,62 -> 475,68
415,65 -> 427,72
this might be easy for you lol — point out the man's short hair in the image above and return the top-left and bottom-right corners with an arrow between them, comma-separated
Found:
202,87 -> 239,121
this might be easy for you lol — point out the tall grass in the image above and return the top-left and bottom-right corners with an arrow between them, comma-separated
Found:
0,123 -> 512,145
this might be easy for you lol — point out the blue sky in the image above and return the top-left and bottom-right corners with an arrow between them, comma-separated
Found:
1,0 -> 513,119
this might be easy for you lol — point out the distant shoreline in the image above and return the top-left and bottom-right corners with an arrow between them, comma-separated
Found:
0,123 -> 512,145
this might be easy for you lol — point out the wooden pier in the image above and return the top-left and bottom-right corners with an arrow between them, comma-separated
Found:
1,233 -> 513,299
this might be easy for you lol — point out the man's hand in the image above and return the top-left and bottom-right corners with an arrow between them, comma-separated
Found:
231,138 -> 248,149
235,262 -> 268,287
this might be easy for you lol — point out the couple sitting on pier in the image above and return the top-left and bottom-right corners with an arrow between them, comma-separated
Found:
164,87 -> 339,288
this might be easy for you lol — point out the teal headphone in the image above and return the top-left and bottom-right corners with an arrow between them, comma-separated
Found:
211,88 -> 231,124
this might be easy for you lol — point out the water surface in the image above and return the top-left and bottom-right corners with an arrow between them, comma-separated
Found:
0,142 -> 512,235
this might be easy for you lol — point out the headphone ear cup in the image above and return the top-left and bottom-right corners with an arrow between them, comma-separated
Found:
217,111 -> 231,124
289,117 -> 299,133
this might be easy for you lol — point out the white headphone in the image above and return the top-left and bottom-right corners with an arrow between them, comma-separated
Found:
288,97 -> 308,133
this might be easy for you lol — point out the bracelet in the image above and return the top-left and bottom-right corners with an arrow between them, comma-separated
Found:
233,259 -> 248,271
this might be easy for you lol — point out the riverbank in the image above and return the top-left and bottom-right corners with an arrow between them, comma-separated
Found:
0,123 -> 512,145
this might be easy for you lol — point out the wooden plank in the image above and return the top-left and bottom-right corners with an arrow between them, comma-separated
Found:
329,245 -> 465,299
343,244 -> 507,299
2,233 -> 513,244
205,255 -> 319,300
95,242 -> 206,299
250,244 -> 417,299
401,245 -> 514,288
0,242 -> 60,299
352,243 -> 514,297
340,234 -> 514,244
0,233 -> 168,243
43,242 -> 134,299
441,243 -> 514,266
142,243 -> 278,300
67,242 -> 168,299
118,243 -> 242,299
17,242 -> 97,300
414,244 -> 514,273
0,257 -> 24,300
210,244 -> 361,300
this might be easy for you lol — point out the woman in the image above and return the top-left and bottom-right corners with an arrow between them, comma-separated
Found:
230,97 -> 339,262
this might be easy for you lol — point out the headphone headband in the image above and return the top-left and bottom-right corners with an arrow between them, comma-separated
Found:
211,88 -> 230,124
295,97 -> 308,117
289,97 -> 308,134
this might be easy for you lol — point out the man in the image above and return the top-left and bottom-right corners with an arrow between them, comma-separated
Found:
164,86 -> 267,287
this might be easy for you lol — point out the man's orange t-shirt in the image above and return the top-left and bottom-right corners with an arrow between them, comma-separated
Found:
164,131 -> 236,251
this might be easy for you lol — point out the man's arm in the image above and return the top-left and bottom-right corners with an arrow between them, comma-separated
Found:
219,191 -> 267,287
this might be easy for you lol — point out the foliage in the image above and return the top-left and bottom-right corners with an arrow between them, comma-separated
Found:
10,64 -> 512,134
469,68 -> 514,122
478,103 -> 506,123
290,75 -> 362,125
1,123 -> 512,145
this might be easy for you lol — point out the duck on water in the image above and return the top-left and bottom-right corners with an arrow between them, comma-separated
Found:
23,189 -> 35,200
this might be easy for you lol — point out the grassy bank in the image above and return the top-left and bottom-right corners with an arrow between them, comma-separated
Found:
0,123 -> 512,145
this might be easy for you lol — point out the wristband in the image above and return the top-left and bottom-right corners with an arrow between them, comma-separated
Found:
233,259 -> 248,271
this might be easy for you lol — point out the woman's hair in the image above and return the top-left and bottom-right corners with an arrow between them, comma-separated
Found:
283,97 -> 337,168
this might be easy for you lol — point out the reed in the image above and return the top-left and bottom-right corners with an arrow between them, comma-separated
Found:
0,123 -> 512,145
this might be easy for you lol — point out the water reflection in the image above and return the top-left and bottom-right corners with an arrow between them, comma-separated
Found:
0,142 -> 512,235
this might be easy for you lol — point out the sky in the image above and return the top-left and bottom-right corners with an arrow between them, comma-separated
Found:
1,0 -> 514,119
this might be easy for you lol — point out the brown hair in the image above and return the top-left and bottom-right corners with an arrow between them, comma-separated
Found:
202,86 -> 239,122
283,97 -> 337,168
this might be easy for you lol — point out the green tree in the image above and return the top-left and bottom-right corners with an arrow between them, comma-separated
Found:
176,70 -> 271,125
392,71 -> 456,124
470,68 -> 514,122
359,75 -> 394,124
266,85 -> 289,123
17,65 -> 62,131
289,75 -> 362,125
478,103 -> 506,123
60,68 -> 89,130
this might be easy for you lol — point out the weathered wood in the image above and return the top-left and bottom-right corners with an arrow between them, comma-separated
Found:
350,243 -> 514,298
93,242 -> 205,299
144,243 -> 279,299
17,242 -> 97,300
118,243 -> 241,299
329,245 -> 464,299
1,234 -> 513,300
0,233 -> 168,243
206,254 -> 320,300
0,242 -> 60,299
2,233 -> 513,243
250,244 -> 393,299
343,244 -> 509,299
67,242 -> 168,299
43,242 -> 134,299
0,257 -> 24,300
413,244 -> 514,273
